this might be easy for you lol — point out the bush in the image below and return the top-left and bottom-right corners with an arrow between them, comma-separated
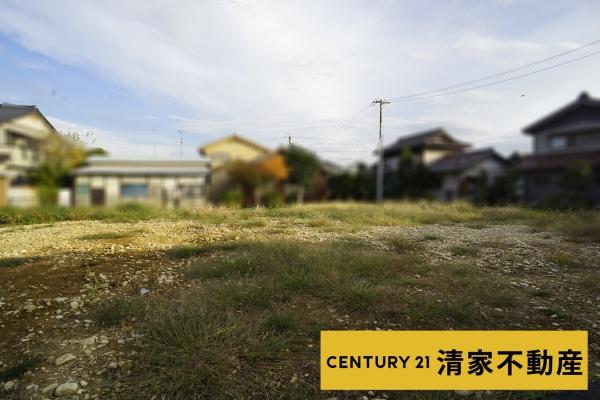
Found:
222,189 -> 243,208
260,191 -> 284,208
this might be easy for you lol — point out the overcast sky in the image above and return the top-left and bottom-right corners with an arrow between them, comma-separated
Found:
1,0 -> 599,164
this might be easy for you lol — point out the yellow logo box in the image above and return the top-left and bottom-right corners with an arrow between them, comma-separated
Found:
321,331 -> 587,390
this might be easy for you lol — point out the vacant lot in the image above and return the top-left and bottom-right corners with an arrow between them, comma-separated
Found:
0,202 -> 598,400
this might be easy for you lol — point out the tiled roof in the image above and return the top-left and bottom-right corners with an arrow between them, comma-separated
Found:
519,150 -> 600,171
429,148 -> 505,174
383,127 -> 470,156
523,92 -> 600,134
0,104 -> 36,123
0,103 -> 56,130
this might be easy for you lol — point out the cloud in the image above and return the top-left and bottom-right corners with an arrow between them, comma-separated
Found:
49,116 -> 182,158
453,31 -> 542,53
1,0 -> 600,165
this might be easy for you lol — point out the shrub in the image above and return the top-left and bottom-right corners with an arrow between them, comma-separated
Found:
222,189 -> 244,208
260,191 -> 284,208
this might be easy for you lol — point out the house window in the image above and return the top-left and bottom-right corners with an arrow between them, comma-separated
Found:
549,136 -> 567,150
179,185 -> 203,199
121,183 -> 149,199
76,184 -> 90,195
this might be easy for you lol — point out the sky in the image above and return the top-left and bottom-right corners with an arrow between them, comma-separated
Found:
1,0 -> 599,164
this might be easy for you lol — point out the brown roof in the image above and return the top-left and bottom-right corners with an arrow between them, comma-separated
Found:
519,150 -> 600,171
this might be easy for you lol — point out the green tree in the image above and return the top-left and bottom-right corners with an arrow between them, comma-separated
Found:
391,149 -> 437,199
560,161 -> 593,208
34,131 -> 107,206
282,144 -> 320,204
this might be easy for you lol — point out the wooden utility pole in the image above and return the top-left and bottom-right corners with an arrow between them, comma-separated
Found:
372,99 -> 389,202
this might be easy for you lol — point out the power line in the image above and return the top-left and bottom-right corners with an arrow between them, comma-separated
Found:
311,105 -> 377,146
389,49 -> 600,103
302,103 -> 374,145
389,38 -> 600,101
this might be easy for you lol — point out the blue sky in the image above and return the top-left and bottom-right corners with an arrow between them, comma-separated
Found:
1,0 -> 599,163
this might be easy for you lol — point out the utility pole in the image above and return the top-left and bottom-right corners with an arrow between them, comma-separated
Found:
178,130 -> 183,156
372,99 -> 389,203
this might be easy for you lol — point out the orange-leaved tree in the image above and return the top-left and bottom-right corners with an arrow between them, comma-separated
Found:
230,154 -> 288,206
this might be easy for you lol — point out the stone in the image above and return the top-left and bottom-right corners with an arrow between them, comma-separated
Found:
41,383 -> 58,394
55,353 -> 76,366
81,336 -> 97,346
3,380 -> 16,391
55,382 -> 78,397
80,380 -> 88,388
24,304 -> 37,313
70,301 -> 80,310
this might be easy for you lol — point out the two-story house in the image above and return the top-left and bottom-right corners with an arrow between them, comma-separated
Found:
199,133 -> 271,203
0,104 -> 56,206
383,127 -> 507,202
520,92 -> 600,206
382,127 -> 471,171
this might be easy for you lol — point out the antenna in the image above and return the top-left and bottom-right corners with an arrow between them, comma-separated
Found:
178,130 -> 183,156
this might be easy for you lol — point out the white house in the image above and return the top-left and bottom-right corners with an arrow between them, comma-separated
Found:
72,157 -> 211,208
429,148 -> 507,202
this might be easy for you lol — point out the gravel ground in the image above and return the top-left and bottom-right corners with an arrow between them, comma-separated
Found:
0,220 -> 598,399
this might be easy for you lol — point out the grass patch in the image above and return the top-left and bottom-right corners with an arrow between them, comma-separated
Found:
187,254 -> 262,279
0,355 -> 42,381
264,311 -> 296,334
388,236 -> 423,253
531,288 -> 553,298
79,231 -> 140,240
0,256 -> 38,268
546,251 -> 582,268
90,297 -> 147,328
1,202 -> 599,244
335,278 -> 382,312
125,298 -> 285,400
166,242 -> 239,259
420,234 -> 441,241
449,245 -> 479,257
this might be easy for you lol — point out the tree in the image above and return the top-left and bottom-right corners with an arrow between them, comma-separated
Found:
391,149 -> 438,199
560,161 -> 593,208
230,154 -> 288,206
282,145 -> 320,204
34,131 -> 107,205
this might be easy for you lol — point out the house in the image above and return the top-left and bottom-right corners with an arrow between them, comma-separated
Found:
520,92 -> 600,206
429,148 -> 508,202
382,127 -> 470,171
0,103 -> 57,207
72,157 -> 210,208
199,134 -> 271,203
